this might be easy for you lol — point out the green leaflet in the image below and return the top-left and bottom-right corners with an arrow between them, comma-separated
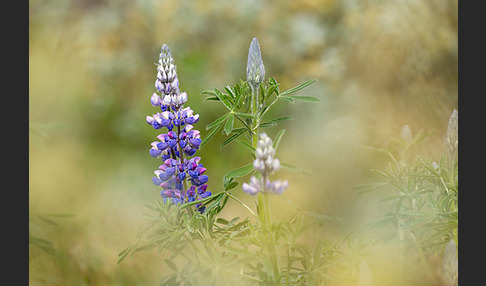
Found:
205,113 -> 230,130
223,113 -> 234,135
280,95 -> 320,103
261,117 -> 293,128
280,162 -> 314,176
220,128 -> 247,149
223,163 -> 254,184
279,79 -> 317,96
272,129 -> 285,151
214,88 -> 233,110
200,123 -> 223,148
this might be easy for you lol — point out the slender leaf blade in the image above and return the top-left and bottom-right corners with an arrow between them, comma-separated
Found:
280,95 -> 320,103
236,139 -> 256,152
273,129 -> 285,151
214,88 -> 233,110
279,79 -> 317,96
262,116 -> 293,127
200,89 -> 217,96
224,113 -> 234,135
224,85 -> 236,99
206,113 -> 230,130
280,162 -> 314,176
224,163 -> 254,183
220,127 -> 247,149
201,123 -> 223,148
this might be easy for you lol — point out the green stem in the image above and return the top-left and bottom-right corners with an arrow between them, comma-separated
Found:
251,84 -> 280,282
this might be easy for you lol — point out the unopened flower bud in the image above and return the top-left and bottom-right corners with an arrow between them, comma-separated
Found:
246,38 -> 265,91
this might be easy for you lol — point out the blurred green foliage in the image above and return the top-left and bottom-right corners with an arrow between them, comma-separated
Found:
30,0 -> 457,284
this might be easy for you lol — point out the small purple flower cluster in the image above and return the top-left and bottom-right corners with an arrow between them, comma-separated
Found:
146,44 -> 210,212
242,133 -> 288,196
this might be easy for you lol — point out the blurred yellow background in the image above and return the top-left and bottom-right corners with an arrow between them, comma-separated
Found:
29,0 -> 457,284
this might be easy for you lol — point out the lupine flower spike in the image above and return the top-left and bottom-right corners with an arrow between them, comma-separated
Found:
147,44 -> 210,213
242,133 -> 288,196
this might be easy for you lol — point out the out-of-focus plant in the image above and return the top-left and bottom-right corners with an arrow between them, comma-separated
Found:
118,39 -> 370,285
359,109 -> 458,285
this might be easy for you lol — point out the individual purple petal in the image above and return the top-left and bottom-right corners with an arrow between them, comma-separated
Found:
150,148 -> 162,158
146,115 -> 155,125
179,140 -> 187,148
187,185 -> 196,197
242,182 -> 259,196
189,138 -> 201,149
157,142 -> 169,150
184,148 -> 197,156
270,180 -> 288,194
197,175 -> 208,185
198,184 -> 208,193
189,170 -> 199,179
196,166 -> 206,175
201,191 -> 211,198
152,177 -> 163,186
178,172 -> 186,181
168,139 -> 177,148
151,92 -> 161,107
155,80 -> 164,92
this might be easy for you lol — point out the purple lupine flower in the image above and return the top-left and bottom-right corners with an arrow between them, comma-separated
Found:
242,176 -> 261,196
147,44 -> 210,212
242,133 -> 288,196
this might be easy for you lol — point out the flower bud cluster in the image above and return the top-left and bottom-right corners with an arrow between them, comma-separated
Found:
152,44 -> 187,110
146,44 -> 209,212
242,133 -> 288,196
253,133 -> 280,176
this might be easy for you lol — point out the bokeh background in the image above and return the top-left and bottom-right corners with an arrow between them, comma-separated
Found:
29,0 -> 457,284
